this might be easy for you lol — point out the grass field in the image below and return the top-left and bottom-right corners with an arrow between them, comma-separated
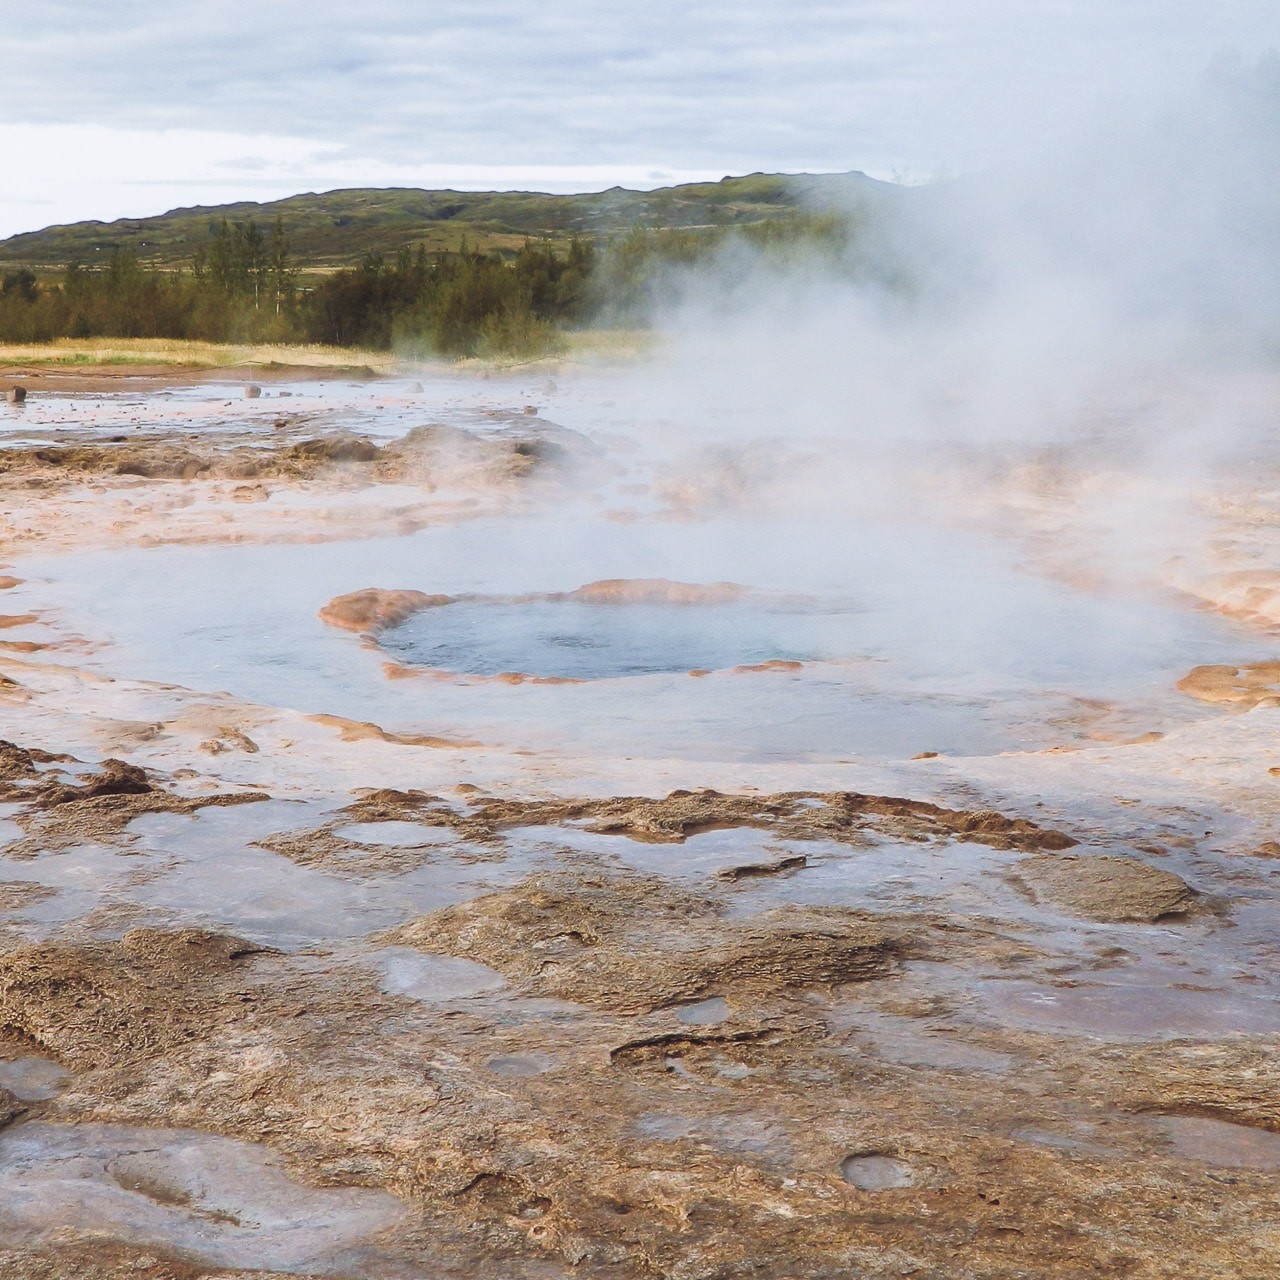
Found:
0,337 -> 396,370
0,330 -> 653,373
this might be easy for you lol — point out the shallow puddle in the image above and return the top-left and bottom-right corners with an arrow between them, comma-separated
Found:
11,814 -> 491,949
978,973 -> 1280,1040
1155,1115 -> 1280,1168
840,1153 -> 915,1190
0,844 -> 140,939
116,805 -> 537,949
332,820 -> 459,847
0,1056 -> 70,1101
673,996 -> 731,1026
840,1011 -> 1015,1074
636,1112 -> 789,1155
373,946 -> 507,1002
1014,1123 -> 1116,1156
0,1121 -> 408,1271
486,1053 -> 556,1077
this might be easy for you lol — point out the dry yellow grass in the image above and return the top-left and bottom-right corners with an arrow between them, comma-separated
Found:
450,328 -> 656,372
0,337 -> 398,371
0,330 -> 655,375
563,328 -> 656,361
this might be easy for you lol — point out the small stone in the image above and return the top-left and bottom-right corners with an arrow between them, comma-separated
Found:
0,1086 -> 25,1129
244,384 -> 263,399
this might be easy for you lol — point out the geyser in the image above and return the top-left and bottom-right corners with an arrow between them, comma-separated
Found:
367,580 -> 845,680
381,598 -> 818,680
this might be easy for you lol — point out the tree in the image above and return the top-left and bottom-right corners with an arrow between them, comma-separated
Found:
1,269 -> 38,304
269,216 -> 296,316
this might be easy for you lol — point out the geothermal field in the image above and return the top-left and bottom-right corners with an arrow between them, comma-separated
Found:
0,344 -> 1275,1278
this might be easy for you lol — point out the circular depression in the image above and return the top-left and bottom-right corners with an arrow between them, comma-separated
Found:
325,580 -> 851,681
382,598 -> 836,680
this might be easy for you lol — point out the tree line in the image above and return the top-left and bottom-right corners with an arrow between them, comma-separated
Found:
0,211 -> 861,355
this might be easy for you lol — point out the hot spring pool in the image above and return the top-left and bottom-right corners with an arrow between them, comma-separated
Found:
378,598 -> 843,679
13,515 -> 1271,764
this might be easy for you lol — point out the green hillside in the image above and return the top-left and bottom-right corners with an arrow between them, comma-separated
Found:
0,171 -> 896,272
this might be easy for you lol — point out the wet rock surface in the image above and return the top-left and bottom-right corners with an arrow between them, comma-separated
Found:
0,753 -> 267,854
0,417 -> 593,491
0,1121 -> 409,1272
1012,852 -> 1197,921
411,786 -> 1076,850
0,372 -> 1277,1277
387,869 -> 905,1011
0,749 -> 1268,1276
318,587 -> 455,635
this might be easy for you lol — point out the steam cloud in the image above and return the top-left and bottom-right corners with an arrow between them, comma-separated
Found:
592,59 -> 1280,604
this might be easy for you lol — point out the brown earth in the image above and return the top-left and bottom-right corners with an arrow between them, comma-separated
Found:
0,362 -> 385,395
472,787 -> 1079,851
0,904 -> 1277,1279
557,578 -> 747,605
0,726 -> 1269,1277
256,785 -> 1074,880
0,1085 -> 23,1128
1177,660 -> 1280,709
316,590 -> 454,635
327,785 -> 1079,854
0,419 -> 595,491
387,869 -> 905,1012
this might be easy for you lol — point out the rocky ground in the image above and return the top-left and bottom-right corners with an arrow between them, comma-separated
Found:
0,365 -> 1276,1278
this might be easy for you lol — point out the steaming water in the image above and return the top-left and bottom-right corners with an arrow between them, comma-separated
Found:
7,371 -> 1266,764
380,598 -> 837,678
15,508 -> 1263,762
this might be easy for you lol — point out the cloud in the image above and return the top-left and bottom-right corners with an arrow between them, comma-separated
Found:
0,4 -> 1275,235
4,3 -> 1275,173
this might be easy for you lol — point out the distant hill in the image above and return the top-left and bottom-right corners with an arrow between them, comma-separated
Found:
0,171 -> 898,273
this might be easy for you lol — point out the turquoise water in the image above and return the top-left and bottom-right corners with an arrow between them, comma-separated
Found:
380,598 -> 842,678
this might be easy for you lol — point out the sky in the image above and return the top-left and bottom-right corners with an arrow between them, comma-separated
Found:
0,2 -> 1277,238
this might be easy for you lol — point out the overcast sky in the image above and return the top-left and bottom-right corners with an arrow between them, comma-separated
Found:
0,2 -> 1276,238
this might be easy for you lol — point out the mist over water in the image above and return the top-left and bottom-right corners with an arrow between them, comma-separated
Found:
515,63 -> 1279,700
381,599 -> 831,679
